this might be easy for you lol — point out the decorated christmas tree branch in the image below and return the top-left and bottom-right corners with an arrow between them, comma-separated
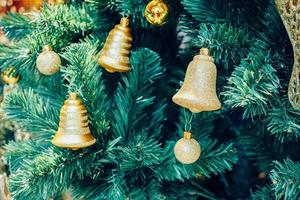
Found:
270,159 -> 300,199
2,89 -> 59,138
0,12 -> 33,40
112,48 -> 164,138
61,38 -> 110,136
6,137 -> 121,199
8,148 -> 105,200
192,23 -> 252,69
223,46 -> 280,119
181,0 -> 228,24
251,186 -> 274,200
238,133 -> 274,172
266,100 -> 300,143
197,141 -> 237,177
36,4 -> 96,36
4,140 -> 51,171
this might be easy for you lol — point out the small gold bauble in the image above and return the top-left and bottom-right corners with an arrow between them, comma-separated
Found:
174,131 -> 201,164
1,67 -> 19,85
144,0 -> 169,26
36,45 -> 61,76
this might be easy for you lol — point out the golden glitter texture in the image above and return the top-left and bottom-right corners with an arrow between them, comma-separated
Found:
51,93 -> 96,150
174,131 -> 201,164
275,0 -> 300,109
144,0 -> 169,26
0,175 -> 11,200
36,45 -> 61,76
1,67 -> 19,85
172,48 -> 221,113
98,18 -> 132,73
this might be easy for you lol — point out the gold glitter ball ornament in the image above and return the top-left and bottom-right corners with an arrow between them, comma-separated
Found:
36,45 -> 61,76
144,0 -> 169,26
51,93 -> 96,150
98,17 -> 132,73
172,48 -> 221,113
174,131 -> 201,164
1,67 -> 19,85
275,0 -> 300,109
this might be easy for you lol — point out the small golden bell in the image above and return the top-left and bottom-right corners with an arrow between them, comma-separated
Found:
98,18 -> 132,73
1,67 -> 19,85
174,131 -> 201,164
172,48 -> 221,113
36,45 -> 61,76
51,93 -> 96,150
144,0 -> 169,26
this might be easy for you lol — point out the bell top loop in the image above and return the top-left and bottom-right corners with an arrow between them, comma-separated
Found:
195,48 -> 214,62
120,17 -> 130,27
183,131 -> 192,139
42,45 -> 53,52
69,92 -> 78,100
200,48 -> 210,56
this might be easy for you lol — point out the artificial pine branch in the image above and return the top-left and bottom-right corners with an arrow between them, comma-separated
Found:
2,89 -> 60,138
61,38 -> 110,137
112,48 -> 164,139
270,159 -> 300,199
192,23 -> 252,69
223,44 -> 280,119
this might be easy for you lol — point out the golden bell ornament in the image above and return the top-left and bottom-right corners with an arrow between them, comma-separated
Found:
144,0 -> 169,26
0,175 -> 11,200
172,48 -> 221,113
51,93 -> 96,150
98,18 -> 132,73
1,67 -> 19,85
174,131 -> 201,164
36,45 -> 61,76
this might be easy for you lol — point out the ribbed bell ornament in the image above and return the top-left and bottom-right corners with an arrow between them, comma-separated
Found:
51,93 -> 96,150
172,48 -> 221,113
98,17 -> 132,73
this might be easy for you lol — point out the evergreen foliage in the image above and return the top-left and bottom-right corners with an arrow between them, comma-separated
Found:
0,0 -> 299,199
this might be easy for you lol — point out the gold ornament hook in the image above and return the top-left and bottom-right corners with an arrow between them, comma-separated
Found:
42,45 -> 53,52
200,48 -> 210,56
120,17 -> 130,27
69,92 -> 78,100
183,131 -> 192,139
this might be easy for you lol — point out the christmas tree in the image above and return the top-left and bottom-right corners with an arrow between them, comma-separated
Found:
0,0 -> 299,199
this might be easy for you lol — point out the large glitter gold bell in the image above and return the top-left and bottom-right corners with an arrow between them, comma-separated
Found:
172,48 -> 221,113
98,17 -> 132,73
51,93 -> 96,150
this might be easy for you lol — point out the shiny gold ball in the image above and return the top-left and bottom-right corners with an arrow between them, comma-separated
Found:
1,67 -> 20,85
144,0 -> 169,26
174,131 -> 201,164
36,45 -> 61,76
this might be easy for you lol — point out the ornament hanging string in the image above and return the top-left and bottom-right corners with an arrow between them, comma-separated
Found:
184,109 -> 194,132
